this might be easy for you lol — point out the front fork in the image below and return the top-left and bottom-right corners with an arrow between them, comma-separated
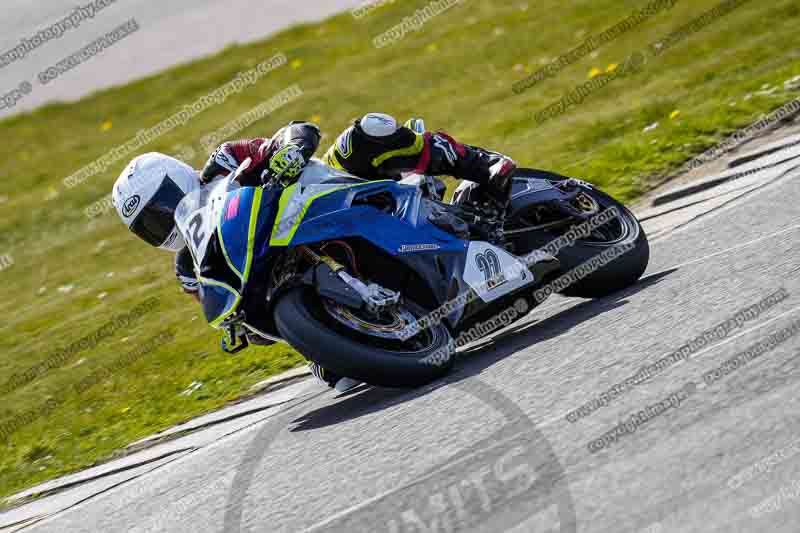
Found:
299,246 -> 401,314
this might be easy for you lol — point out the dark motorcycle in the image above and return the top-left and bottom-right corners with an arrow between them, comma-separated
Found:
175,150 -> 648,388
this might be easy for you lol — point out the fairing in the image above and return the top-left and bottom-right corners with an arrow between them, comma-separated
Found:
178,160 -> 547,331
175,177 -> 279,327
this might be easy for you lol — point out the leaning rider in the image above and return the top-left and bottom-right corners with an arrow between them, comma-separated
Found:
112,113 -> 517,391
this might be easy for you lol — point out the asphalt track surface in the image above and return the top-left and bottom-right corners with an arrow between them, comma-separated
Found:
0,0 -> 364,117
3,137 -> 799,532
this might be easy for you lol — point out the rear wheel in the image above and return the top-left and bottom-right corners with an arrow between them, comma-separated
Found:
507,168 -> 649,298
274,288 -> 454,388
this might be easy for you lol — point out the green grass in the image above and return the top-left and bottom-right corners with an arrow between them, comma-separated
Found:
0,0 -> 798,501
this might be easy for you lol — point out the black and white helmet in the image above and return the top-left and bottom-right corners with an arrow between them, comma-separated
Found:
112,153 -> 200,252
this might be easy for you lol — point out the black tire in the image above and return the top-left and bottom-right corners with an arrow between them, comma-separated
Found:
509,169 -> 649,298
554,197 -> 649,298
274,288 -> 455,388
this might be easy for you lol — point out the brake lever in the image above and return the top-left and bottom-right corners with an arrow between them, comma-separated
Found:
260,165 -> 291,189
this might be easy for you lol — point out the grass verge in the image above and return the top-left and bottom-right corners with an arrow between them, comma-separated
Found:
0,0 -> 798,500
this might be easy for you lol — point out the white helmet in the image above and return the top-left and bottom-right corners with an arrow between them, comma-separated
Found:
112,153 -> 200,252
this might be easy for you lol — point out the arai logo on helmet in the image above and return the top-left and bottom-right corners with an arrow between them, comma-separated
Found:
122,195 -> 141,218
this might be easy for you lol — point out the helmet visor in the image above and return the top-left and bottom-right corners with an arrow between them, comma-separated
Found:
130,176 -> 185,247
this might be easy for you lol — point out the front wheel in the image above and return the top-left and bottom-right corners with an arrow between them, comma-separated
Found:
273,288 -> 454,388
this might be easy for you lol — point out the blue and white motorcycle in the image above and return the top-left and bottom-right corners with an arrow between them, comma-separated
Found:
175,149 -> 648,388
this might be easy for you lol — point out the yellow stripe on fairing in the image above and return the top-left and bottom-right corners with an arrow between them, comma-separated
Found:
199,276 -> 242,329
269,182 -> 390,247
218,210 -> 244,283
243,187 -> 262,281
217,188 -> 264,284
210,188 -> 263,327
268,183 -> 299,247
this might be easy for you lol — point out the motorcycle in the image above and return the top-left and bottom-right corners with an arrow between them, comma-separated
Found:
175,147 -> 649,388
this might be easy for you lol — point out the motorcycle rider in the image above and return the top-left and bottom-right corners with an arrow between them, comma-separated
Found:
198,113 -> 516,200
112,113 -> 517,390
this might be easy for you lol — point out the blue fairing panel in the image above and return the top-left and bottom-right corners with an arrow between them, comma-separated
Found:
203,187 -> 280,327
200,282 -> 240,327
218,187 -> 281,287
289,182 -> 467,256
217,188 -> 254,282
251,188 -> 282,263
